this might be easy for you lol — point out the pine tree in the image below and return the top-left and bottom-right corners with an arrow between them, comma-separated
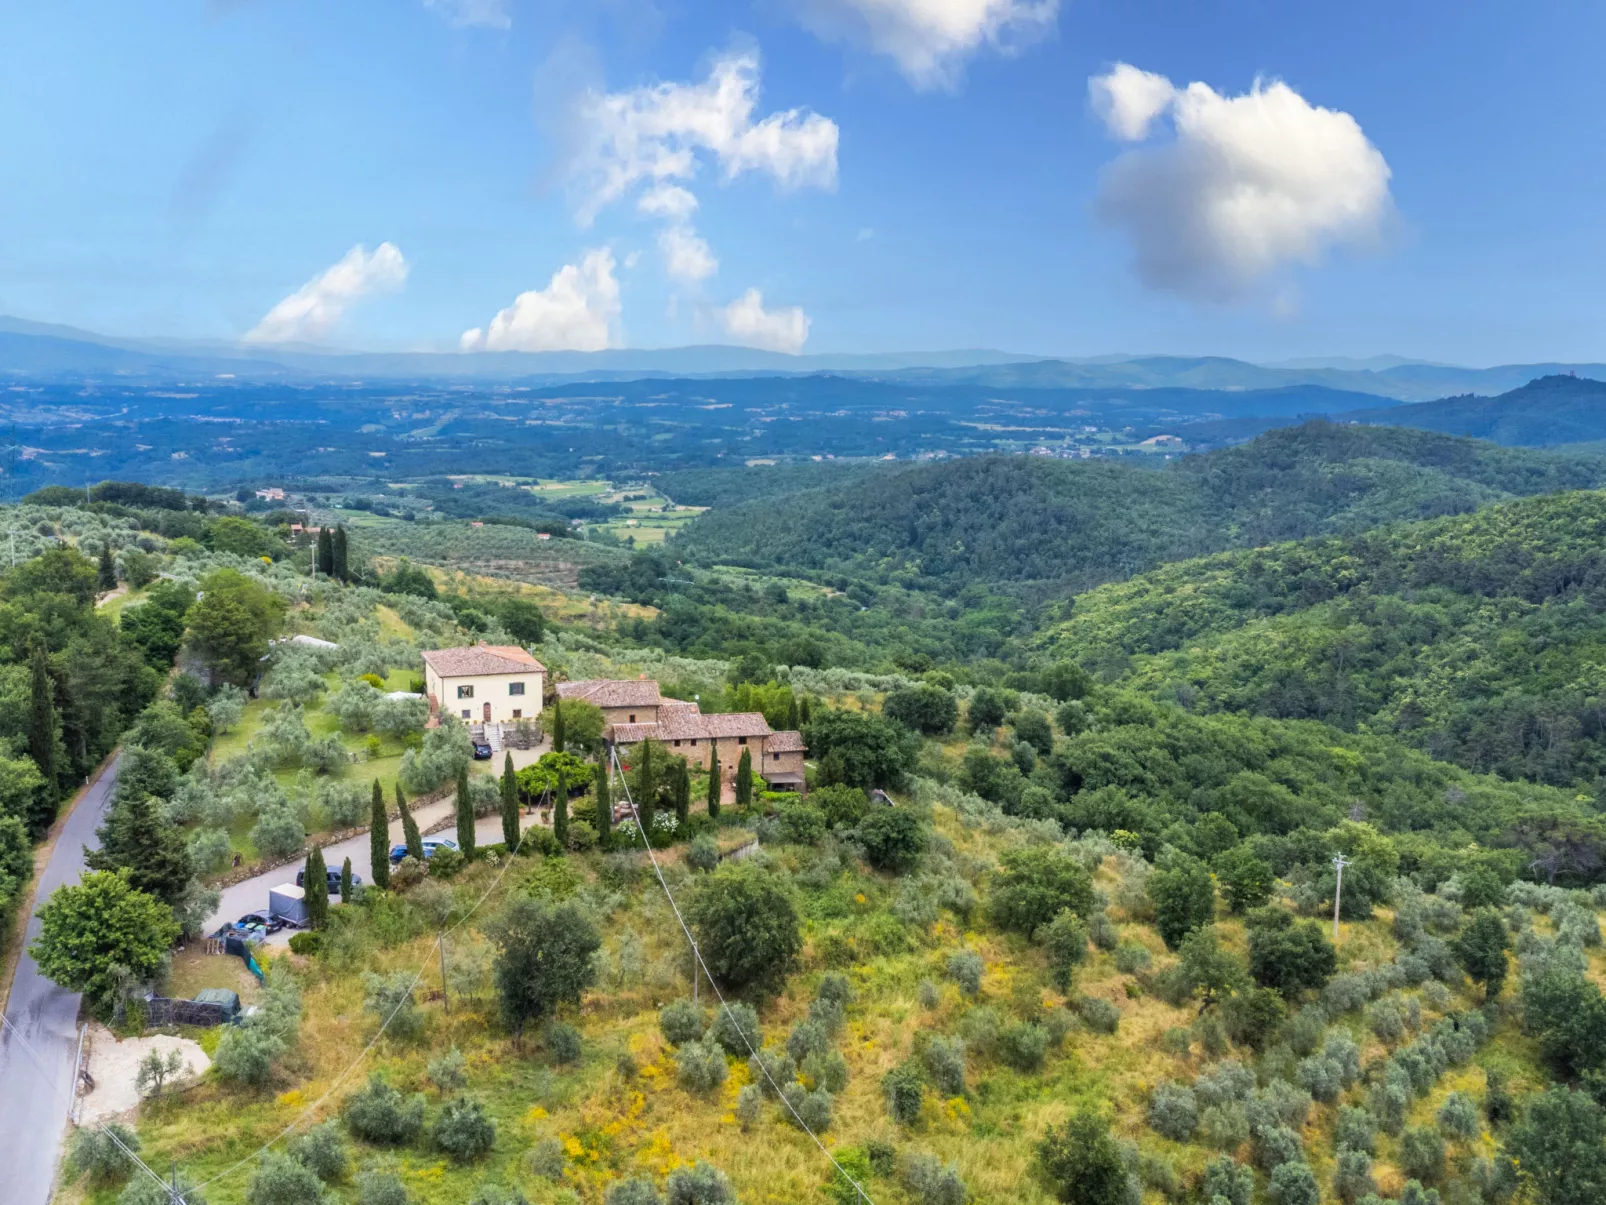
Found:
594,755 -> 612,845
673,759 -> 690,826
26,643 -> 59,834
554,766 -> 569,850
96,546 -> 117,592
735,747 -> 753,808
706,745 -> 721,820
85,791 -> 192,907
398,783 -> 423,861
369,779 -> 390,889
500,753 -> 520,851
637,740 -> 656,836
340,856 -> 354,903
552,697 -> 566,753
332,525 -> 349,582
315,527 -> 334,577
304,846 -> 329,930
456,764 -> 475,860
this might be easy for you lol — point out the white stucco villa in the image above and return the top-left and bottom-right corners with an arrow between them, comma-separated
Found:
421,643 -> 547,725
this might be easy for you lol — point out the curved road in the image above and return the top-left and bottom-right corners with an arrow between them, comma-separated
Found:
0,755 -> 121,1205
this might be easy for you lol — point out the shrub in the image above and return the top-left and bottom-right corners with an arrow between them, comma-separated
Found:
676,1039 -> 729,1095
797,1086 -> 835,1132
659,999 -> 706,1045
355,1166 -> 410,1205
247,1151 -> 328,1205
68,1122 -> 140,1184
809,995 -> 847,1036
747,1048 -> 798,1097
801,1048 -> 850,1093
1040,909 -> 1090,990
545,1021 -> 582,1065
779,803 -> 828,845
1077,996 -> 1120,1034
1334,1148 -> 1376,1204
606,1179 -> 664,1205
1268,1161 -> 1320,1205
1249,918 -> 1337,998
1088,910 -> 1119,951
883,1060 -> 925,1124
903,1152 -> 967,1205
1036,1109 -> 1132,1205
1200,1104 -> 1249,1150
213,1022 -> 285,1086
427,1048 -> 468,1094
856,807 -> 927,873
469,1185 -> 530,1205
918,979 -> 940,1009
434,1096 -> 495,1162
291,1122 -> 350,1183
1438,1091 -> 1478,1139
363,970 -> 425,1042
735,1083 -> 764,1129
1202,1155 -> 1254,1205
991,846 -> 1094,936
788,1019 -> 831,1063
687,835 -> 719,872
921,1034 -> 967,1097
946,950 -> 984,996
688,862 -> 803,997
1296,1055 -> 1344,1104
343,1075 -> 425,1145
1336,1105 -> 1376,1153
1194,1059 -> 1255,1108
1113,941 -> 1152,975
709,1002 -> 762,1055
1253,1125 -> 1303,1172
817,971 -> 855,1006
999,1021 -> 1050,1072
526,1138 -> 566,1180
1147,1081 -> 1198,1142
1399,1127 -> 1444,1183
666,1161 -> 737,1205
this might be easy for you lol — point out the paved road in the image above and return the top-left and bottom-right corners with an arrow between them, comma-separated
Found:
207,800 -> 543,945
0,755 -> 121,1205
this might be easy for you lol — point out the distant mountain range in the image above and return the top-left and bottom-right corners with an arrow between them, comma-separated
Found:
1339,374 -> 1606,446
4,314 -> 1606,402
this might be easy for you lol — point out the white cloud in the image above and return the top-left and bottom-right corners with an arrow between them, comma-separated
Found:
423,0 -> 510,30
792,0 -> 1056,89
721,288 -> 810,354
637,184 -> 699,221
658,225 -> 718,283
568,51 -> 839,224
1089,62 -> 1175,141
245,242 -> 408,344
1090,65 -> 1393,301
460,248 -> 621,352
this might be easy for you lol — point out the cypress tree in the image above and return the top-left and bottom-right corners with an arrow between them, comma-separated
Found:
706,745 -> 721,820
799,695 -> 812,725
332,525 -> 349,582
673,759 -> 690,826
397,783 -> 423,861
554,766 -> 569,850
96,546 -> 117,591
369,778 -> 390,889
456,764 -> 475,859
500,752 -> 520,851
304,846 -> 329,930
551,697 -> 566,753
637,740 -> 656,836
85,790 -> 192,907
26,643 -> 59,834
340,856 -> 354,903
316,527 -> 334,576
594,755 -> 612,845
735,747 -> 753,808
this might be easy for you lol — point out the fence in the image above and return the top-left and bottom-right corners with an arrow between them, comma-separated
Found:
142,996 -> 235,1027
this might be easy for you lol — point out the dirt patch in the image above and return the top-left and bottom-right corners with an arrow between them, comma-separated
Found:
78,1027 -> 210,1125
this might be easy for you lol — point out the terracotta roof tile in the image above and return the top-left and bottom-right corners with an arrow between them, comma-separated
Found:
766,730 -> 806,752
557,679 -> 662,708
422,644 -> 546,677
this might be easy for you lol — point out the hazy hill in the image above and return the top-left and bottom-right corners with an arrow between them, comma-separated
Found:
1343,374 -> 1606,445
670,423 -> 1606,593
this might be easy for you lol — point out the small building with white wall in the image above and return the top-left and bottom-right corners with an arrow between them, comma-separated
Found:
422,643 -> 546,725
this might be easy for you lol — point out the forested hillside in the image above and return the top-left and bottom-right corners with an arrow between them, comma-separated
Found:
1343,375 -> 1606,446
671,424 -> 1606,594
1040,489 -> 1606,793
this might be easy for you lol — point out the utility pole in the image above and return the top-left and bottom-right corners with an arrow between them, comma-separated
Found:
1332,853 -> 1351,942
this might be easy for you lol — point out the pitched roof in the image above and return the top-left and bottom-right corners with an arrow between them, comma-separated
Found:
766,729 -> 806,753
660,698 -> 700,716
421,643 -> 546,678
558,678 -> 662,708
609,710 -> 774,745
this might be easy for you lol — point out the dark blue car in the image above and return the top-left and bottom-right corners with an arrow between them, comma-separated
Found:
388,837 -> 458,865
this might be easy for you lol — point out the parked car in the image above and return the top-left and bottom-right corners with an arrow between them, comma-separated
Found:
296,866 -> 362,891
217,911 -> 285,937
388,837 -> 459,865
472,741 -> 493,759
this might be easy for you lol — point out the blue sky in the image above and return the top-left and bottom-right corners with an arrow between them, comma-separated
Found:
3,1 -> 1606,363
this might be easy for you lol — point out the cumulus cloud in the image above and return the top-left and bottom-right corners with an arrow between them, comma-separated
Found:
460,248 -> 621,352
636,184 -> 699,221
423,0 -> 510,30
1090,65 -> 1393,302
245,243 -> 408,344
721,288 -> 810,354
658,225 -> 718,283
568,51 -> 838,224
792,0 -> 1056,88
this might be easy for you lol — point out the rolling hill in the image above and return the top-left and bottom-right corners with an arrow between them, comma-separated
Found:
1343,374 -> 1606,445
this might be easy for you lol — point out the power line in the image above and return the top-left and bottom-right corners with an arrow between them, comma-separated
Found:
608,746 -> 874,1203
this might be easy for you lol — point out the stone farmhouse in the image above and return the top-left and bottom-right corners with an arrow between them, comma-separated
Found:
422,643 -> 546,726
569,678 -> 807,792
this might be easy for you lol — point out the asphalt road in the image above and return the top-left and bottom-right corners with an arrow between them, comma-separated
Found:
0,754 -> 121,1205
206,801 -> 534,945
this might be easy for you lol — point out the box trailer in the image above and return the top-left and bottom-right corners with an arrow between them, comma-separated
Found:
268,884 -> 308,928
